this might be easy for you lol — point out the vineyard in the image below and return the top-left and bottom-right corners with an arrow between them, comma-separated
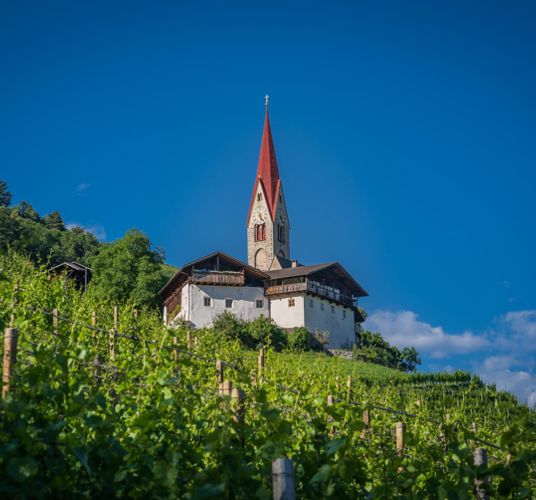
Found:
0,254 -> 535,498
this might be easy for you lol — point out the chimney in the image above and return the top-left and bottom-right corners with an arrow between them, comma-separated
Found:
291,260 -> 298,268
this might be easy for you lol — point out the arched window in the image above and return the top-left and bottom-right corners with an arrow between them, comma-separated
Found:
255,223 -> 266,241
257,192 -> 263,202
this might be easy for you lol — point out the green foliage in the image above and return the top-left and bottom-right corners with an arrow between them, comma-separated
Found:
0,180 -> 12,206
88,229 -> 172,307
43,211 -> 65,231
287,327 -> 310,351
0,255 -> 535,498
355,330 -> 422,373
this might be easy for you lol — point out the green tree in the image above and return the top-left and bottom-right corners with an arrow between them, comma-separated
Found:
399,346 -> 421,373
0,207 -> 20,250
0,180 -> 12,206
43,211 -> 65,231
12,201 -> 40,222
88,229 -> 171,306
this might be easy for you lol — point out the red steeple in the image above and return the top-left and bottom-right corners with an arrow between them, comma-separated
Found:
247,100 -> 282,223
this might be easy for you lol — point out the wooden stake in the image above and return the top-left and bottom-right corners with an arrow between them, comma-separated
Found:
172,336 -> 178,362
474,448 -> 489,500
258,347 -> 265,376
346,375 -> 352,402
360,409 -> 370,439
216,360 -> 224,384
109,328 -> 116,362
272,458 -> 296,500
2,328 -> 18,399
327,394 -> 335,433
52,308 -> 59,335
396,421 -> 406,455
91,311 -> 97,340
186,331 -> 192,350
231,387 -> 246,424
113,304 -> 119,329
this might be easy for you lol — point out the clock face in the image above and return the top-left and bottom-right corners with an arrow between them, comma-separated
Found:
253,206 -> 267,224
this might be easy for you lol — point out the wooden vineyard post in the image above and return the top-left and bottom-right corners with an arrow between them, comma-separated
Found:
360,409 -> 371,439
91,311 -> 97,340
258,347 -> 265,378
113,304 -> 119,329
219,379 -> 233,398
396,421 -> 406,455
327,394 -> 335,434
2,328 -> 18,399
231,387 -> 246,424
109,328 -> 116,362
346,375 -> 352,402
186,331 -> 192,350
52,308 -> 59,335
216,360 -> 224,385
474,448 -> 489,500
272,458 -> 296,500
172,336 -> 178,363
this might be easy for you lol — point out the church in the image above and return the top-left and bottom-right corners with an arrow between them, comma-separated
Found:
160,99 -> 368,348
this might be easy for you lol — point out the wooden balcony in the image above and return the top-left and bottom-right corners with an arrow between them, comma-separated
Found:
265,280 -> 356,308
191,270 -> 245,286
265,282 -> 308,295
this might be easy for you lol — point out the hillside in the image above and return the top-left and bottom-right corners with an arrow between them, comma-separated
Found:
0,254 -> 535,498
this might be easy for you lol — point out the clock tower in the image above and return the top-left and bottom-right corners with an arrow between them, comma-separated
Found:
247,98 -> 291,271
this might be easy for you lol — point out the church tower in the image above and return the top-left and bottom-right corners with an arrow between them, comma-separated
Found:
247,98 -> 291,271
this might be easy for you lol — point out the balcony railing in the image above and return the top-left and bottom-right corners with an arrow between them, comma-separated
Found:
191,270 -> 245,286
265,280 -> 355,308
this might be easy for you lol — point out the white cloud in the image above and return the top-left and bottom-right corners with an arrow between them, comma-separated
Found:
501,310 -> 536,344
478,356 -> 536,408
66,223 -> 107,241
364,310 -> 488,358
76,183 -> 91,193
364,308 -> 536,406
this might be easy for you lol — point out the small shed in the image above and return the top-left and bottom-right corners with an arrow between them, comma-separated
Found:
48,261 -> 92,291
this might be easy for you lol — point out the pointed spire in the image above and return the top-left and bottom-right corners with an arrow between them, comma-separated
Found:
256,103 -> 281,218
247,97 -> 282,224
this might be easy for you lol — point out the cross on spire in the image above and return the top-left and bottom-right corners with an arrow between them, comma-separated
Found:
265,94 -> 269,107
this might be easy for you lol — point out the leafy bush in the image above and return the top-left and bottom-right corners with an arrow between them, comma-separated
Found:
287,327 -> 309,351
354,330 -> 421,373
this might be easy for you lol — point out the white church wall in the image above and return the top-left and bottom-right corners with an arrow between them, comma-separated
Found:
304,295 -> 355,349
269,294 -> 305,329
185,283 -> 268,328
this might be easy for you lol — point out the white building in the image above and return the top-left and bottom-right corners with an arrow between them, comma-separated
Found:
160,100 -> 368,348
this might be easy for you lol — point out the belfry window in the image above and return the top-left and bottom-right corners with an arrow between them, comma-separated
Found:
257,192 -> 263,202
277,224 -> 285,243
255,223 -> 266,242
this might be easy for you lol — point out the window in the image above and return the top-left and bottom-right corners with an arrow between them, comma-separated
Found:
277,224 -> 285,243
343,310 -> 346,319
204,297 -> 211,307
309,299 -> 314,308
331,305 -> 335,314
225,299 -> 233,308
255,223 -> 266,242
320,302 -> 324,311
257,192 -> 263,201
256,299 -> 264,308
288,298 -> 295,307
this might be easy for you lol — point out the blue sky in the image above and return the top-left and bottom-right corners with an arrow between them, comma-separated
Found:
1,1 -> 535,403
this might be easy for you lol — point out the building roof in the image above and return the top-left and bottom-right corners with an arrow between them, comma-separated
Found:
49,261 -> 91,273
267,262 -> 368,297
159,251 -> 269,296
247,106 -> 282,223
